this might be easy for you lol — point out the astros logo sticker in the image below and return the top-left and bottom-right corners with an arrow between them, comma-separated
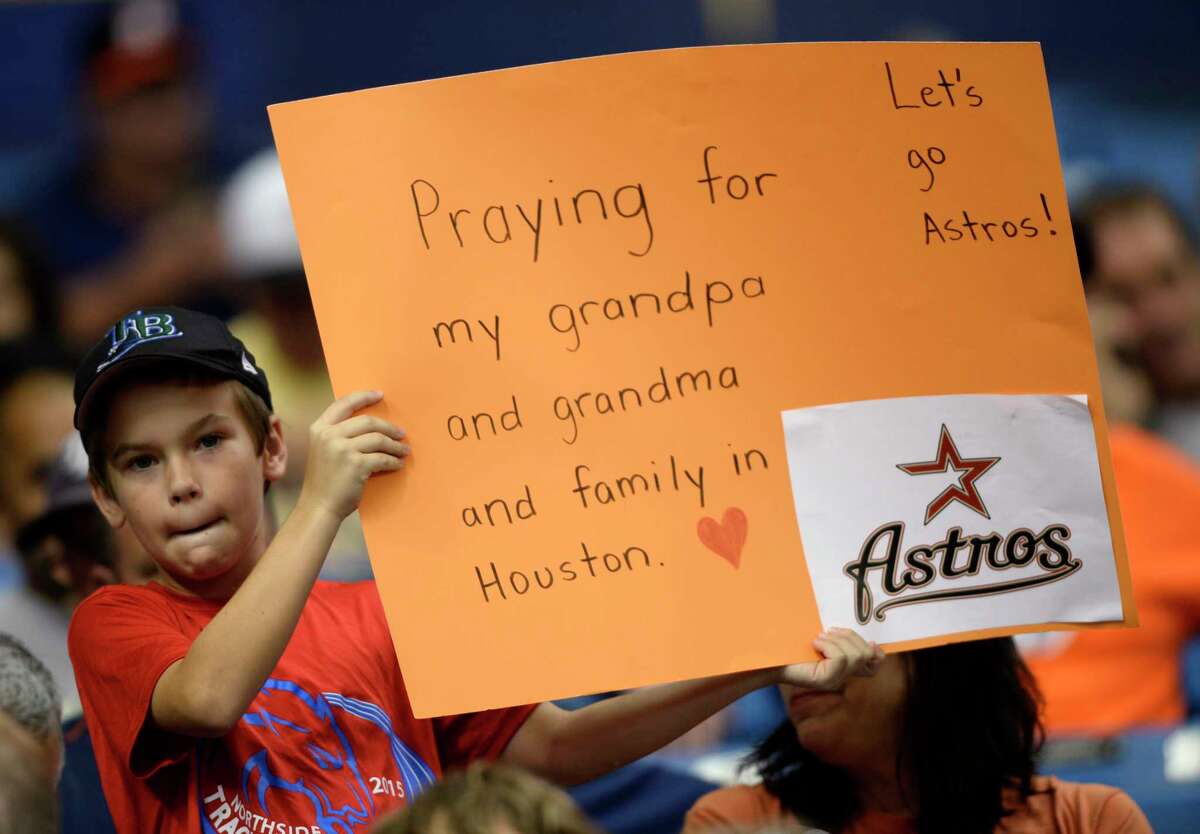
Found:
897,424 -> 1000,524
97,309 -> 184,372
842,422 -> 1080,625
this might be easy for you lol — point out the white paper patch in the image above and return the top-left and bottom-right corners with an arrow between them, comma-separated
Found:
781,394 -> 1121,643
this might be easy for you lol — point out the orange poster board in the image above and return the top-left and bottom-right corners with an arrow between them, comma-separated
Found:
269,43 -> 1133,718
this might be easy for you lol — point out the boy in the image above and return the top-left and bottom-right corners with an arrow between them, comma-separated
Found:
69,306 -> 880,834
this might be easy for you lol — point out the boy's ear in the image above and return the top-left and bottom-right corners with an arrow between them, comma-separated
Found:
262,415 -> 287,483
89,475 -> 127,530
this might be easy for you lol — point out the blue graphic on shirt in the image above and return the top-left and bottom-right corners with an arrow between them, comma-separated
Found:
198,678 -> 436,834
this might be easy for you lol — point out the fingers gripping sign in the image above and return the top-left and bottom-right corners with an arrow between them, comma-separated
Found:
300,391 -> 411,521
778,628 -> 885,692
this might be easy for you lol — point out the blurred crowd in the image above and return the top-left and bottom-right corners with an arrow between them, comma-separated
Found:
2,1 -> 1200,833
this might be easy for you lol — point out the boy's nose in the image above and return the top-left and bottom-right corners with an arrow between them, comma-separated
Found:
166,458 -> 202,504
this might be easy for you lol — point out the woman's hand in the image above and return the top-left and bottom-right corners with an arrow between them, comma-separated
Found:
777,628 -> 884,691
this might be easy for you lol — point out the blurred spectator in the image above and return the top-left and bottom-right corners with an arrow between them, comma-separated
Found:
0,342 -> 76,548
1017,207 -> 1200,735
683,640 -> 1150,834
1077,207 -> 1154,428
0,350 -> 85,718
1022,424 -> 1200,735
0,711 -> 58,834
15,432 -> 154,610
0,217 -> 58,343
1075,183 -> 1200,457
14,430 -> 149,834
374,761 -> 602,834
0,633 -> 63,785
19,0 -> 227,349
221,148 -> 369,577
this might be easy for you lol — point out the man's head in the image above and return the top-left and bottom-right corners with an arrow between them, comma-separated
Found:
16,432 -> 155,606
0,711 -> 57,834
0,341 -> 76,543
75,308 -> 284,594
82,0 -> 205,207
0,634 -> 62,786
1077,184 -> 1200,400
374,762 -> 600,834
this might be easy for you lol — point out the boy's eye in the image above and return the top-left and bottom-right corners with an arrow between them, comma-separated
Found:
198,434 -> 222,450
127,455 -> 156,472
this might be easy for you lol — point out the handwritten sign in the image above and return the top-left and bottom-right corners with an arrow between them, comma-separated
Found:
269,43 -> 1135,718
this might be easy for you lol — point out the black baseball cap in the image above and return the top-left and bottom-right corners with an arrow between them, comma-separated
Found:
74,306 -> 273,431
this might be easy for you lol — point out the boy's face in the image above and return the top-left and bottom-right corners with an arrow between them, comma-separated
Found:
91,379 -> 285,594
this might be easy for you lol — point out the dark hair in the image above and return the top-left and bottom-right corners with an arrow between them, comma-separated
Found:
41,506 -> 119,571
0,216 -> 58,339
747,638 -> 1043,834
1072,182 -> 1198,286
80,361 -> 273,497
18,505 -> 119,604
0,339 -> 74,406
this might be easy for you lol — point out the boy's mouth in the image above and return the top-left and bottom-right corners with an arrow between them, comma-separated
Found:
170,518 -> 223,538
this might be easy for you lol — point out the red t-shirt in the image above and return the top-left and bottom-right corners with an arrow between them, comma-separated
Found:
68,580 -> 536,834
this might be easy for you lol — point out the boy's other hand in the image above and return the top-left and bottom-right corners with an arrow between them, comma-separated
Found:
299,391 -> 409,520
776,628 -> 884,692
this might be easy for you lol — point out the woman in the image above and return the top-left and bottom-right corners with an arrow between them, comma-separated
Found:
684,638 -> 1150,834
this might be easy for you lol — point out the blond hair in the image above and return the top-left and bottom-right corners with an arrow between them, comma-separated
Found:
374,762 -> 600,834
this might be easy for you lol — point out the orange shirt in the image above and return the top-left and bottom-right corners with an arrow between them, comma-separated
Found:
682,778 -> 1150,834
1023,424 -> 1200,735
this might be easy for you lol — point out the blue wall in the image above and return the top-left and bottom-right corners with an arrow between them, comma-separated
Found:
1,1 -> 1197,215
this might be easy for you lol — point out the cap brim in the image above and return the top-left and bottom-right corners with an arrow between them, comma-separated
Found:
74,352 -> 262,431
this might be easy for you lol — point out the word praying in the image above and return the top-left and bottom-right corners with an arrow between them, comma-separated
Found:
410,177 -> 654,263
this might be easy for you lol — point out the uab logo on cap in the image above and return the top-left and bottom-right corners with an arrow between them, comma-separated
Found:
96,309 -> 184,371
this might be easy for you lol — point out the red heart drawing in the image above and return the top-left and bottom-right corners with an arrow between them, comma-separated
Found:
697,507 -> 748,568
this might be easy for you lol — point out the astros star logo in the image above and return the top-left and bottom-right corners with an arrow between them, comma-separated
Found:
897,425 -> 1000,524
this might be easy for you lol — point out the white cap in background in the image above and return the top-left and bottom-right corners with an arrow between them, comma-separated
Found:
220,148 -> 303,279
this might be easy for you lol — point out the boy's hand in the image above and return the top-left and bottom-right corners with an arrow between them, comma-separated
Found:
299,391 -> 409,520
777,628 -> 884,691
